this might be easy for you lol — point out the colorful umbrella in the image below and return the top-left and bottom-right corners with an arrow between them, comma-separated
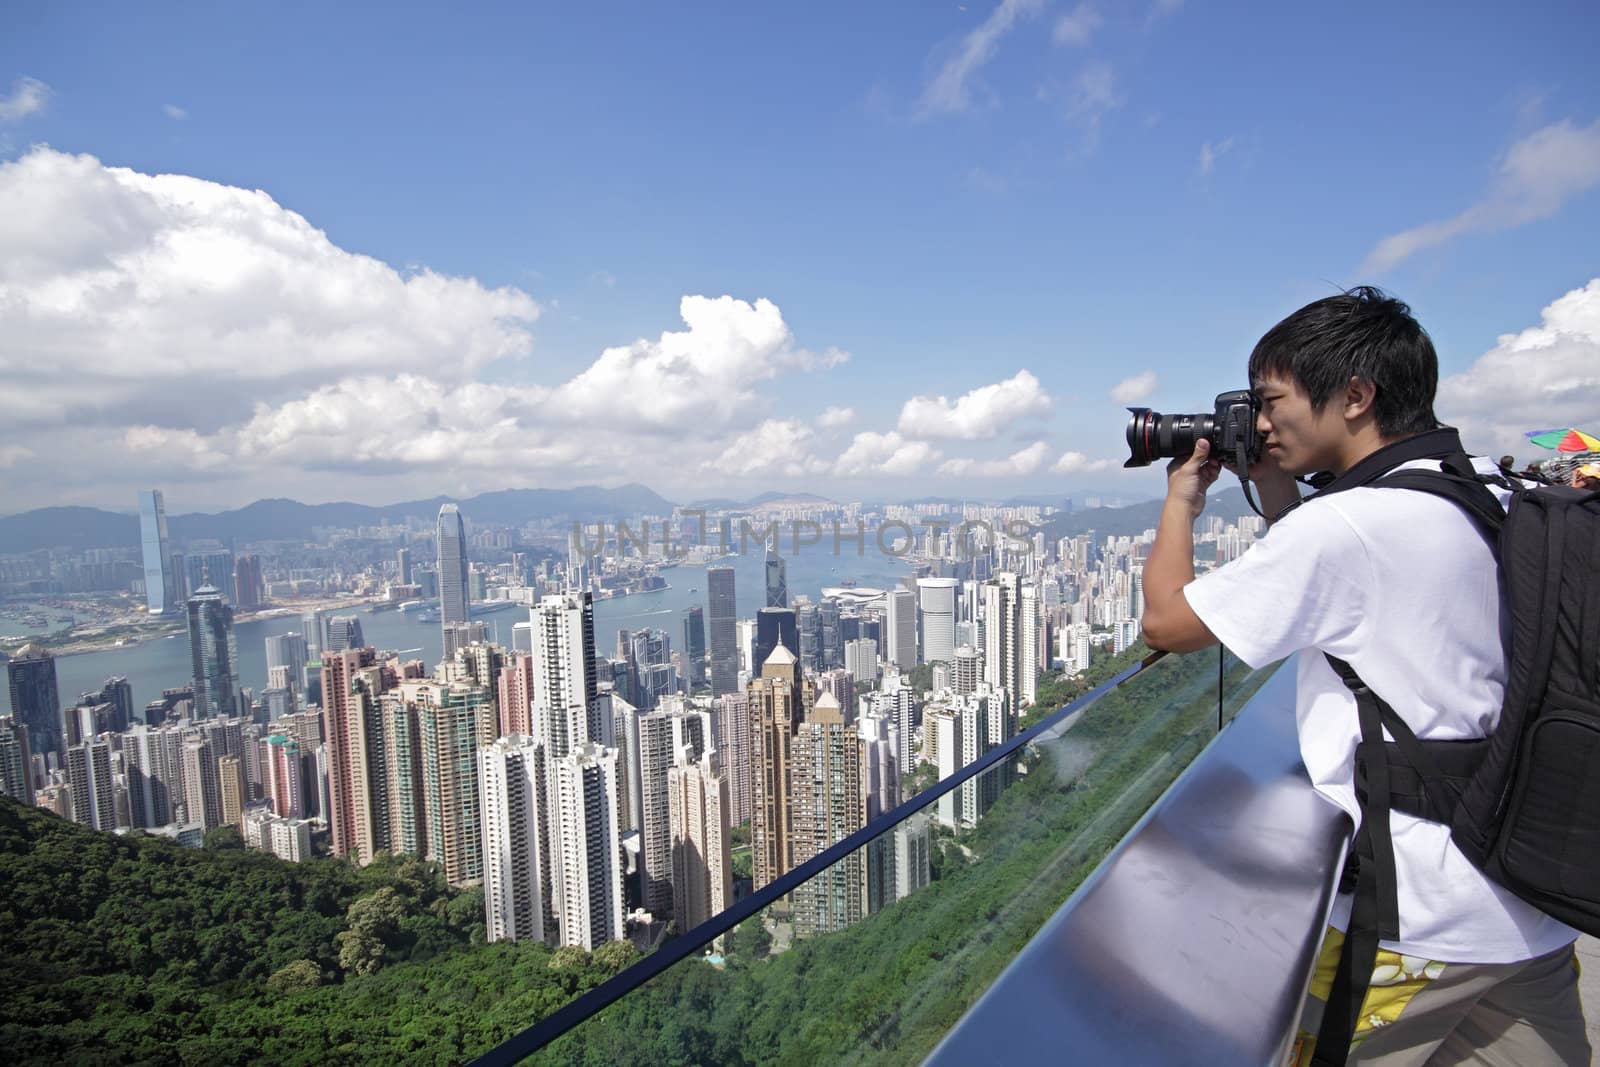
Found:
1524,427 -> 1600,452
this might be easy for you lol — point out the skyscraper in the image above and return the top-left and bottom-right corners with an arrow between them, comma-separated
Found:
8,644 -> 62,764
753,607 -> 798,681
479,735 -> 548,944
66,739 -> 117,831
668,748 -> 732,932
187,578 -> 240,719
706,567 -> 739,697
554,743 -> 625,950
322,648 -> 385,864
138,489 -> 175,615
884,588 -> 917,670
397,547 -> 414,585
635,708 -> 678,917
681,607 -> 706,690
437,504 -> 471,643
982,572 -> 1037,714
326,615 -> 366,653
795,598 -> 821,674
417,680 -> 495,887
714,692 -> 753,828
496,652 -> 536,738
764,545 -> 788,608
233,554 -> 265,610
184,551 -> 236,604
749,646 -> 809,891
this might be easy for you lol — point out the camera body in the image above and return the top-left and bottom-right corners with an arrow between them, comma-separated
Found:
1124,389 -> 1261,469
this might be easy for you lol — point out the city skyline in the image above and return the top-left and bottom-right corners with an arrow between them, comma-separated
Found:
1,5 -> 1596,513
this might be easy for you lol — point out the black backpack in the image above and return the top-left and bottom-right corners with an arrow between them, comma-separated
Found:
1302,428 -> 1600,1065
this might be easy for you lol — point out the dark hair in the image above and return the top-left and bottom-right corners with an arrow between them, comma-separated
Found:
1248,286 -> 1439,436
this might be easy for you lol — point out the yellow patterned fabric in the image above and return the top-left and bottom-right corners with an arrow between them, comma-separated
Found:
1286,927 -> 1445,1066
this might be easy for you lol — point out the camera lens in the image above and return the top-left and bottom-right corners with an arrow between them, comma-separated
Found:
1123,408 -> 1215,468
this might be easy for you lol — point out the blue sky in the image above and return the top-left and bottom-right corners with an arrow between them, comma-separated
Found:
1,1 -> 1597,512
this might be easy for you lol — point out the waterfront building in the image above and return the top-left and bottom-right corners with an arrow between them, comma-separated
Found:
437,504 -> 471,644
233,554 -> 265,610
187,579 -> 240,719
138,489 -> 176,615
479,734 -> 549,944
681,606 -> 706,690
184,551 -> 236,605
326,615 -> 366,653
7,644 -> 62,764
710,566 -> 739,700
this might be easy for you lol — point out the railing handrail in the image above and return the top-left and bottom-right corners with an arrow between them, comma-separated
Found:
472,650 -> 1172,1066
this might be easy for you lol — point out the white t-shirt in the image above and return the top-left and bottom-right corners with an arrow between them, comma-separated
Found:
1184,457 -> 1577,963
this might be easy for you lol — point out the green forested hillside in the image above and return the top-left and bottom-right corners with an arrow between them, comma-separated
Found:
0,801 -> 631,1065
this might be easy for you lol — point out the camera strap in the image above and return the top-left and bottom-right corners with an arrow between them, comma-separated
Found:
1273,427 -> 1472,521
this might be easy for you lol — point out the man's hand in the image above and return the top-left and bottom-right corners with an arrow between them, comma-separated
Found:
1166,438 -> 1223,521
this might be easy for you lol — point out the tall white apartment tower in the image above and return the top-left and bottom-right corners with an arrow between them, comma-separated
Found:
554,743 -> 625,950
635,708 -> 678,917
478,735 -> 548,945
916,578 -> 958,665
531,593 -> 601,760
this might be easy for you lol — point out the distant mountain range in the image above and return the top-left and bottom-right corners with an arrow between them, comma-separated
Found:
1040,485 -> 1260,540
0,484 -> 678,554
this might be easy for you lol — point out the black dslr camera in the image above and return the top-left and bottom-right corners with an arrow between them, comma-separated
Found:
1123,389 -> 1261,469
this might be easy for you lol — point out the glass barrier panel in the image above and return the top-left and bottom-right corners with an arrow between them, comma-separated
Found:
512,646 -> 1238,1065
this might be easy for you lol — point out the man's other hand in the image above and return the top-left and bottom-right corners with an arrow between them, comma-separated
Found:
1166,438 -> 1223,521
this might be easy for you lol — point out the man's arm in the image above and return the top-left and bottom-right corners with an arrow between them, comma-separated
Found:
1142,440 -> 1221,653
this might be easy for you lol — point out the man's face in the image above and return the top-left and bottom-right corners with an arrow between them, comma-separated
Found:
1253,372 -> 1348,476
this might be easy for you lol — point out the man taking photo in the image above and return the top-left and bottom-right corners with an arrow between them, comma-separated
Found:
1140,287 -> 1588,1065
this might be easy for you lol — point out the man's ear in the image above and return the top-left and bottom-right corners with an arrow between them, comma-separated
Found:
1341,376 -> 1377,424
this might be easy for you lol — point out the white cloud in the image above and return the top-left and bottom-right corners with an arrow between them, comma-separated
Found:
939,441 -> 1053,477
834,431 -> 941,477
546,295 -> 848,433
706,419 -> 829,478
163,104 -> 188,121
1197,137 -> 1234,177
1110,370 -> 1159,404
1053,450 -> 1115,475
0,444 -> 33,468
1362,118 -> 1600,273
1053,3 -> 1103,46
124,425 -> 230,470
917,0 -> 1045,118
0,147 -> 540,425
897,369 -> 1053,440
1437,278 -> 1600,460
0,76 -> 49,121
817,406 -> 855,429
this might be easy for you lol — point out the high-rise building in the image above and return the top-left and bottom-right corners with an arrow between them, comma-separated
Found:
66,738 -> 117,830
265,734 -> 307,819
753,607 -> 798,682
378,694 -> 426,857
265,633 -> 308,706
764,545 -> 788,609
75,678 -> 134,738
916,578 -> 959,665
479,734 -> 548,944
884,589 -> 917,670
187,579 -> 240,719
437,504 -> 471,644
322,648 -> 387,864
706,567 -> 739,697
496,652 -> 536,739
0,716 -> 33,801
748,646 -> 809,891
844,638 -> 878,686
531,593 -> 601,761
233,554 -> 265,610
856,710 -> 899,821
818,597 -> 844,671
138,489 -> 176,615
7,644 -> 62,765
713,692 -> 753,828
218,754 -> 245,827
125,722 -> 185,827
397,547 -> 414,585
952,644 -> 983,696
790,692 -> 865,937
326,615 -> 366,653
681,607 -> 706,691
442,620 -> 489,662
668,748 -> 732,933
554,743 -> 625,950
635,707 -> 678,917
412,679 -> 495,886
795,598 -> 821,674
182,735 -> 223,831
183,551 -> 236,605
983,573 -> 1037,714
